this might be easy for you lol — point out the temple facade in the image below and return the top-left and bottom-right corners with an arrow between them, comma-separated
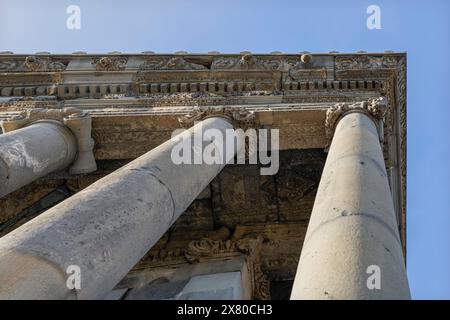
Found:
0,51 -> 409,299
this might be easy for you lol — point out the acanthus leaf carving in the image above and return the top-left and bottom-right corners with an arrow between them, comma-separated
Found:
92,56 -> 128,71
0,56 -> 68,72
211,55 -> 262,70
0,107 -> 86,133
211,55 -> 305,72
23,56 -> 46,72
336,55 -> 399,70
325,97 -> 387,142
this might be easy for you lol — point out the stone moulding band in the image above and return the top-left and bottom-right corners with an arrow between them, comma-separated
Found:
0,107 -> 97,175
325,97 -> 387,145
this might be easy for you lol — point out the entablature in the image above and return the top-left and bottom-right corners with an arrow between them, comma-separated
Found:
0,51 -> 407,255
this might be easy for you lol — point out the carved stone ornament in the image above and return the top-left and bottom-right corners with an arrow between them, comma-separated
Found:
0,56 -> 67,72
23,56 -> 45,71
210,54 -> 261,70
140,56 -> 206,70
0,60 -> 18,71
185,238 -> 236,262
92,56 -> 128,71
178,106 -> 256,129
211,54 -> 304,71
1,107 -> 85,133
325,97 -> 387,142
335,55 -> 399,70
46,61 -> 67,71
184,236 -> 271,300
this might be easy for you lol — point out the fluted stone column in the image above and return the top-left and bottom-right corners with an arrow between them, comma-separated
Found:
290,98 -> 410,300
0,109 -> 97,198
0,116 -> 238,299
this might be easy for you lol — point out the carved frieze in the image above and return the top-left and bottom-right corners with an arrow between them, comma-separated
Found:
140,56 -> 206,70
335,55 -> 399,70
210,55 -> 329,81
92,56 -> 128,71
211,55 -> 261,70
0,60 -> 17,71
0,56 -> 67,72
24,56 -> 46,72
185,238 -> 236,262
211,55 -> 300,71
395,57 -> 407,249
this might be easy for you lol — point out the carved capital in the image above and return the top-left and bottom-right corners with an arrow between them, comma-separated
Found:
325,97 -> 387,142
1,108 -> 97,175
178,106 -> 256,129
1,107 -> 83,132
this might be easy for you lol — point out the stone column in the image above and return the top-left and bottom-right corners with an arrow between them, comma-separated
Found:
290,98 -> 410,300
0,108 -> 97,198
0,120 -> 77,198
0,115 -> 240,299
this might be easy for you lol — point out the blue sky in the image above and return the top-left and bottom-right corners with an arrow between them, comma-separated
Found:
1,0 -> 449,299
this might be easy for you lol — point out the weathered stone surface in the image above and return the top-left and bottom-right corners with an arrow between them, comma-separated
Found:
0,52 -> 408,300
290,112 -> 410,299
211,165 -> 278,227
0,117 -> 236,299
0,121 -> 77,198
170,199 -> 214,232
233,223 -> 308,281
275,150 -> 325,222
90,114 -> 179,159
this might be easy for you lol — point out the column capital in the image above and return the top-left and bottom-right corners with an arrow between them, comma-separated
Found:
1,107 -> 96,175
325,97 -> 387,142
1,107 -> 86,133
178,106 -> 255,129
